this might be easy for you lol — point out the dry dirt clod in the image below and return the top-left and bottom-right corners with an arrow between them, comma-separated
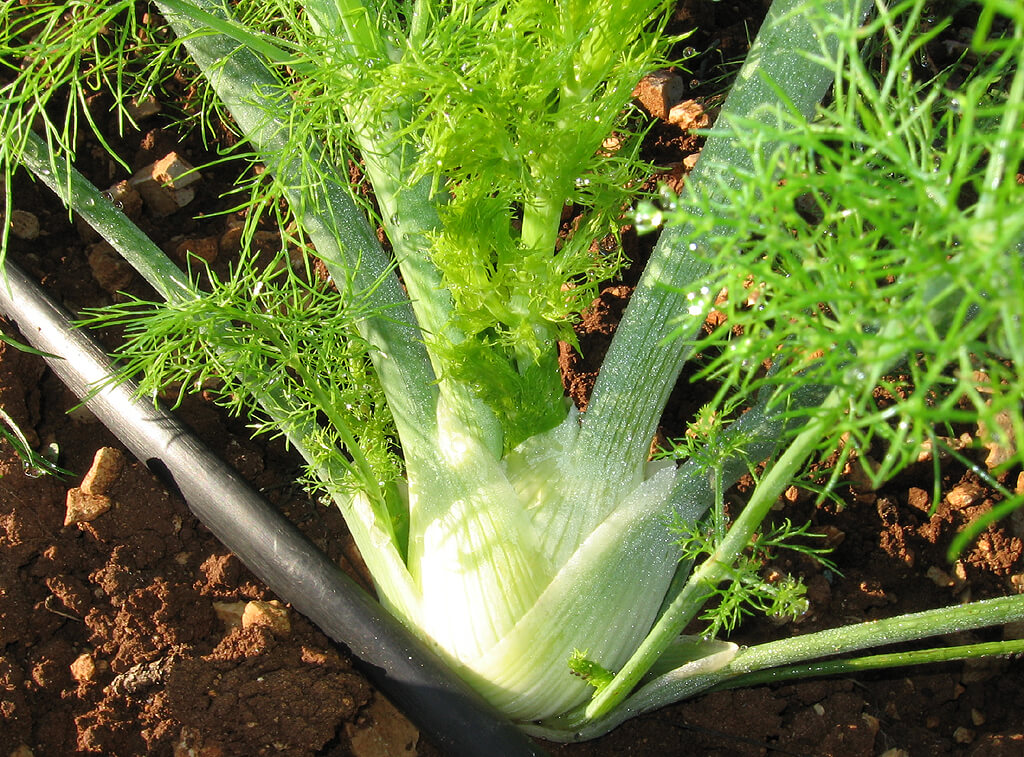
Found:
80,446 -> 125,496
906,486 -> 930,512
632,69 -> 685,120
64,488 -> 113,526
668,98 -> 713,130
108,658 -> 170,697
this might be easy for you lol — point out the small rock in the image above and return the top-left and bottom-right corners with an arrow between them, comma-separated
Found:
213,600 -> 247,629
103,180 -> 143,220
846,455 -> 880,493
816,524 -> 846,549
242,600 -> 291,636
947,483 -> 983,508
926,566 -> 954,588
971,708 -> 986,726
130,152 -> 200,216
633,69 -> 684,120
153,152 -> 201,189
953,726 -> 975,744
173,235 -> 220,265
80,447 -> 125,496
64,488 -> 112,526
915,434 -> 971,462
979,409 -> 1015,470
347,694 -> 420,757
218,226 -> 281,256
668,98 -> 712,130
127,95 -> 161,120
174,725 -> 225,757
66,404 -> 99,424
70,652 -> 98,683
600,133 -> 623,155
8,746 -> 35,757
87,241 -> 134,293
961,655 -> 1005,684
8,209 -> 40,240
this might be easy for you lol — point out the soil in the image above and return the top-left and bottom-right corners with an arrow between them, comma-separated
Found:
2,1 -> 1023,756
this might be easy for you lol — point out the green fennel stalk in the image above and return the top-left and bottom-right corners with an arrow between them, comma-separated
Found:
3,0 -> 1024,740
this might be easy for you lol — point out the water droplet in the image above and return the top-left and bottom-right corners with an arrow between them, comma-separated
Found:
844,367 -> 867,385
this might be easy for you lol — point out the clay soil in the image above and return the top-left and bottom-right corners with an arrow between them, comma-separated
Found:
2,1 -> 1023,755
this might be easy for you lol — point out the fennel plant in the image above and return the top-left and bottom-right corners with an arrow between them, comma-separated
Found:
2,0 -> 1024,741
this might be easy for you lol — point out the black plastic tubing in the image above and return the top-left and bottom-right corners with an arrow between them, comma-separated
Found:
0,259 -> 548,757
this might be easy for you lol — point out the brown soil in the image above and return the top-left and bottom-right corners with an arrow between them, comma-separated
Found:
2,2 -> 1023,756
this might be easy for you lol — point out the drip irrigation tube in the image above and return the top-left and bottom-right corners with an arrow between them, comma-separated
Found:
0,259 -> 548,757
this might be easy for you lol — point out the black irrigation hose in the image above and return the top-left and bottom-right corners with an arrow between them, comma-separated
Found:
0,259 -> 548,757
